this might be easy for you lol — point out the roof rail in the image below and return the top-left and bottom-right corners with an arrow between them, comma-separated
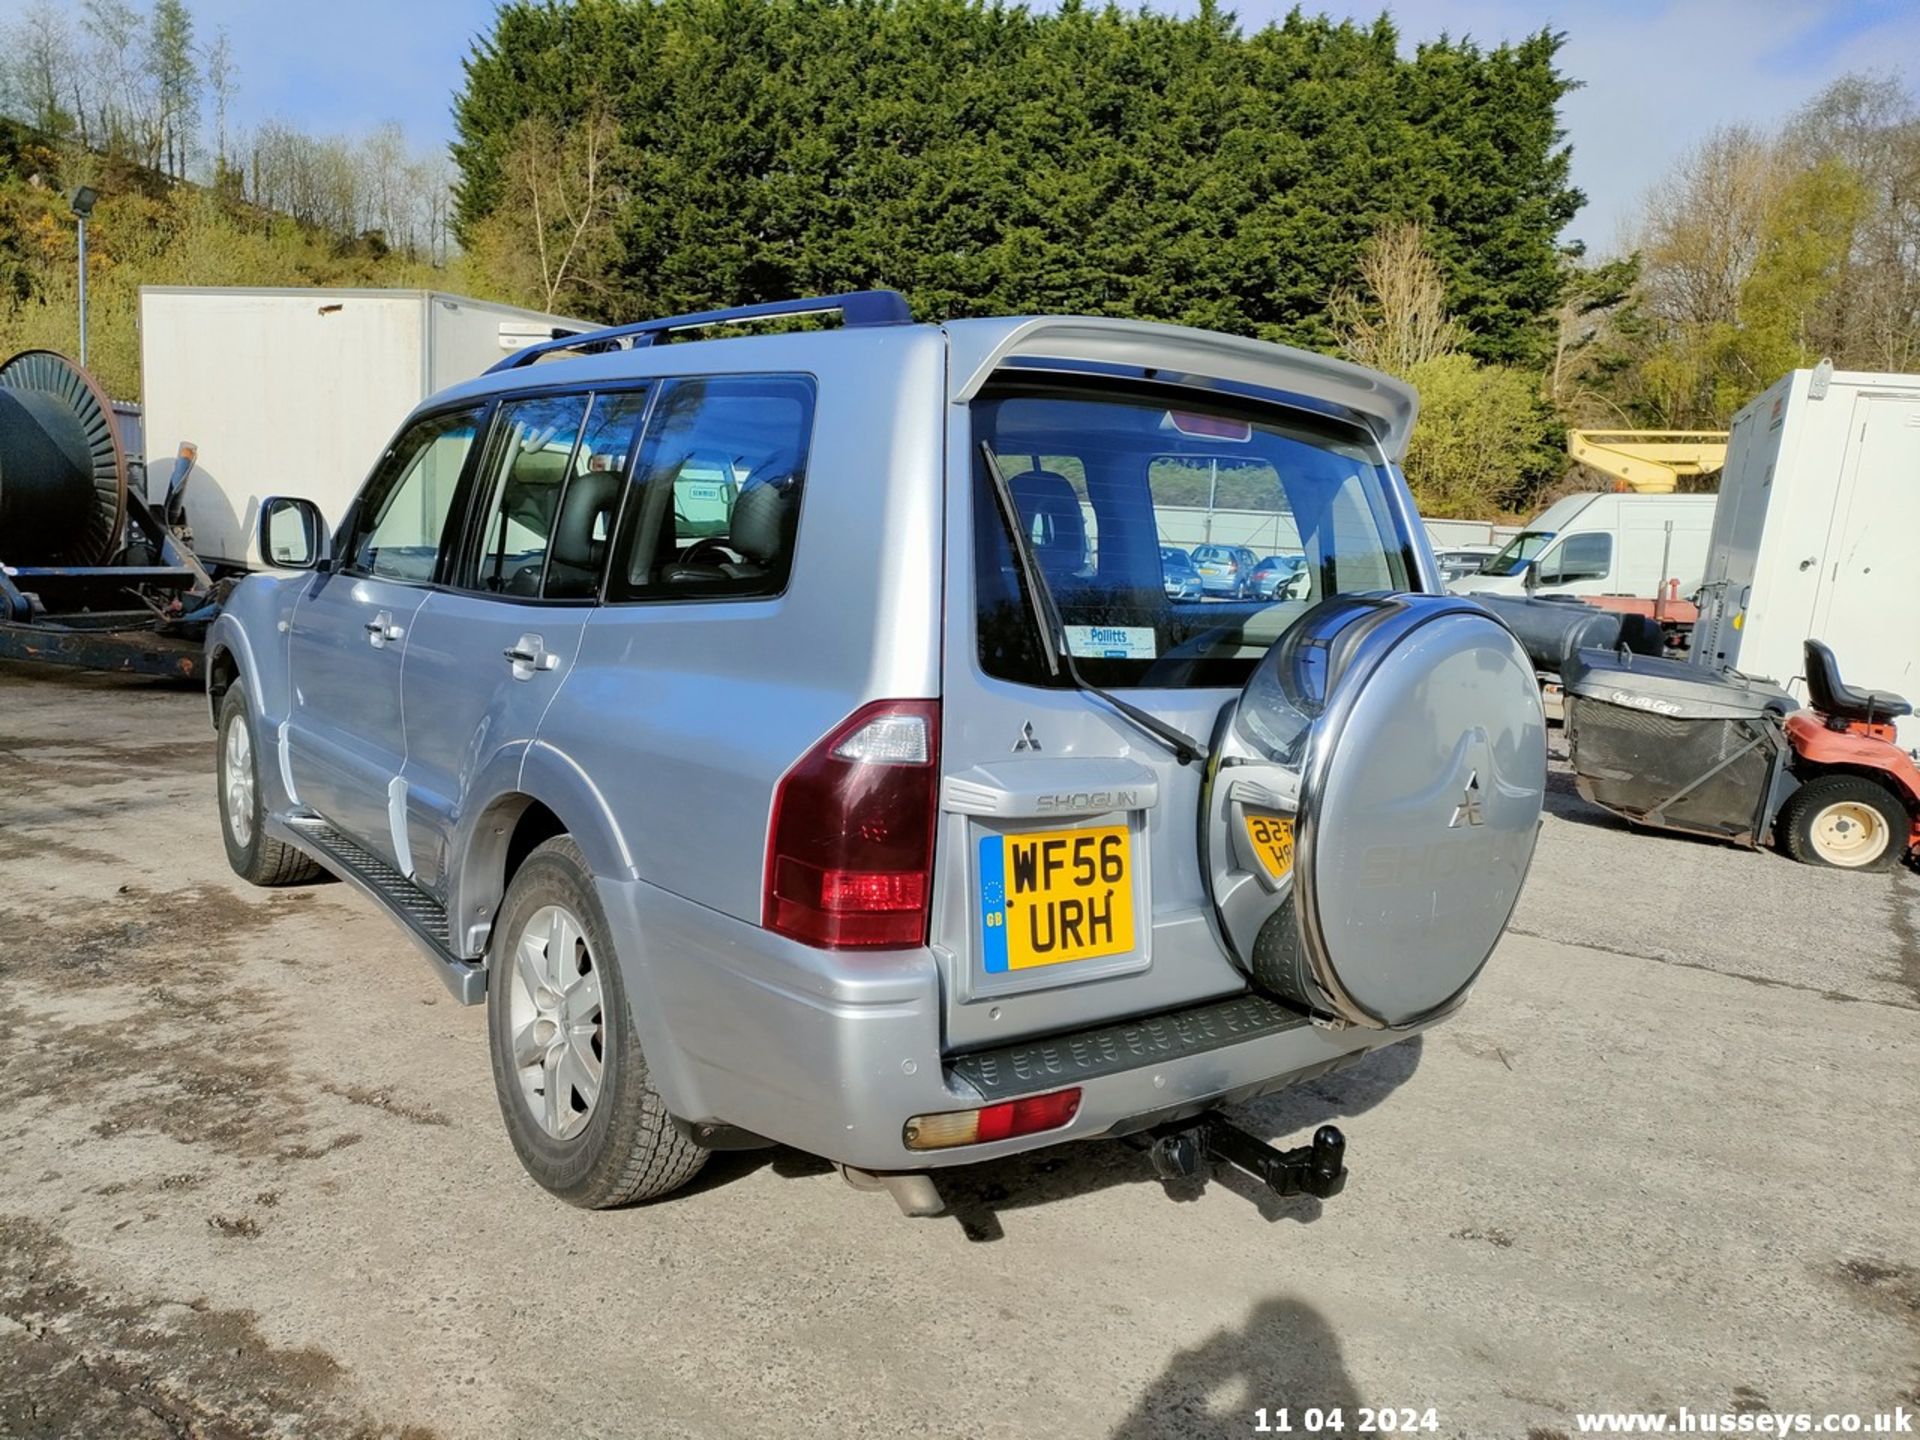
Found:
486,289 -> 914,373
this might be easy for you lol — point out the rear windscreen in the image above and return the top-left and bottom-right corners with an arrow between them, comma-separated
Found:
972,379 -> 1416,690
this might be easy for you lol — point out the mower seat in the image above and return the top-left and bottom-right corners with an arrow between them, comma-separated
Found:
1804,639 -> 1911,725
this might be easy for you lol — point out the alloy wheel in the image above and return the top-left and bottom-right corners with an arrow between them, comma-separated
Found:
507,903 -> 605,1140
223,718 -> 255,847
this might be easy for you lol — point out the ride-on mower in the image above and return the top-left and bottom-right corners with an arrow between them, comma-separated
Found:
1775,641 -> 1920,870
1563,639 -> 1919,873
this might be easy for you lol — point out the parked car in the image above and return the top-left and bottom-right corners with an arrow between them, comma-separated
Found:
1250,553 -> 1309,599
207,292 -> 1546,1218
1190,543 -> 1259,597
1433,545 -> 1499,584
1159,545 -> 1203,599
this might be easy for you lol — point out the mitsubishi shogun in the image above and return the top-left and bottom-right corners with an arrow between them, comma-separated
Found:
208,292 -> 1546,1215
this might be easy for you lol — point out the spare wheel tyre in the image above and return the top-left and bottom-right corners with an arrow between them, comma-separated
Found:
1201,594 -> 1546,1028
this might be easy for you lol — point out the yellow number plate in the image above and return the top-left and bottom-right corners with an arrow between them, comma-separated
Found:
979,825 -> 1135,972
1245,814 -> 1295,880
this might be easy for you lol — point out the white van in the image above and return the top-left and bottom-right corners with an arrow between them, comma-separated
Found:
1450,492 -> 1719,601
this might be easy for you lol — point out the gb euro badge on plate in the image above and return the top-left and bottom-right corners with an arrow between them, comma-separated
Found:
979,825 -> 1135,972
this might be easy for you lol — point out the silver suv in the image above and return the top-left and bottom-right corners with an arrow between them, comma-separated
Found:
208,292 -> 1546,1215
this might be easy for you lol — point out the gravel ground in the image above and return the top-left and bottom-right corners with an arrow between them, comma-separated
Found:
1,660 -> 1914,1440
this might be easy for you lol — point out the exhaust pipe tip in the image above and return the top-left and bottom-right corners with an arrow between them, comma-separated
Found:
839,1165 -> 947,1217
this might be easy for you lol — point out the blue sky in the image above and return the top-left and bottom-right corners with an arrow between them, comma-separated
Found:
10,0 -> 1918,252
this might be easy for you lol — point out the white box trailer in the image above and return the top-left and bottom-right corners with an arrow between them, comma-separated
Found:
1693,364 -> 1920,750
139,287 -> 586,568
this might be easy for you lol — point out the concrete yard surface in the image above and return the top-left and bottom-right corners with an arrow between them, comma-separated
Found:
0,661 -> 1915,1439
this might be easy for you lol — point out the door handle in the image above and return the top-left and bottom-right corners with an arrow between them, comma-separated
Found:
365,610 -> 403,648
504,634 -> 560,680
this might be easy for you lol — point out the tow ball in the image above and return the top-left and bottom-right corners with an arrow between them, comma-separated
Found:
1139,1114 -> 1348,1201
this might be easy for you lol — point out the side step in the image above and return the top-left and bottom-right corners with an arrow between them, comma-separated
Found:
279,816 -> 486,1005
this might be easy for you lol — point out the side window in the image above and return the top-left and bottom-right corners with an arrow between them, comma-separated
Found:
1542,532 -> 1611,583
609,375 -> 815,601
345,407 -> 485,581
468,393 -> 590,597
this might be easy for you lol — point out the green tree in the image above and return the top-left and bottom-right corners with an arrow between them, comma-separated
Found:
450,0 -> 1583,353
148,0 -> 197,178
1702,156 -> 1864,416
1402,353 -> 1560,517
1334,221 -> 1559,516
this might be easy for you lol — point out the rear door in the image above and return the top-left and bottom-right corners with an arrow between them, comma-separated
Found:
1695,402 -> 1781,667
932,376 -> 1419,1050
1810,394 -> 1920,712
399,388 -> 652,893
284,404 -> 486,856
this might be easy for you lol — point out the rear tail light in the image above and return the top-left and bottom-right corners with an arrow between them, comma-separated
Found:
903,1089 -> 1082,1150
764,699 -> 940,949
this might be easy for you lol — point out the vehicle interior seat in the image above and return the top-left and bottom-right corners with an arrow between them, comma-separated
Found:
543,470 -> 625,598
1007,469 -> 1088,584
664,453 -> 802,585
1804,638 -> 1911,726
493,447 -> 570,595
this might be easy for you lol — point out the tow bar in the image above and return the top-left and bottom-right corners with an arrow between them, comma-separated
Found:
1140,1114 -> 1348,1201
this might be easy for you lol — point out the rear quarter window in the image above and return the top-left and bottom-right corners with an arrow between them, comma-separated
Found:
606,375 -> 816,603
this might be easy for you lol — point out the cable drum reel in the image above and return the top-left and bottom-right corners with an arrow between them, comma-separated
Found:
0,349 -> 129,566
1201,593 -> 1548,1029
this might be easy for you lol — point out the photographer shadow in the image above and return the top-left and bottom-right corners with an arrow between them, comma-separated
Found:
1111,1295 -> 1364,1440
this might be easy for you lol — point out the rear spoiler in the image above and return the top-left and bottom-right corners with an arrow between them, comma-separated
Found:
942,316 -> 1419,460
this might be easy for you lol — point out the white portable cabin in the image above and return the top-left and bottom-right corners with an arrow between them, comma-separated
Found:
139,287 -> 587,568
1693,364 -> 1920,750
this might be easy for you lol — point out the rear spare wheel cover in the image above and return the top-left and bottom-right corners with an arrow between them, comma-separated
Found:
1202,594 -> 1546,1028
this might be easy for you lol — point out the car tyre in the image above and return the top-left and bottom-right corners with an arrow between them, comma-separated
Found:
487,835 -> 707,1207
216,682 -> 325,887
1777,774 -> 1907,872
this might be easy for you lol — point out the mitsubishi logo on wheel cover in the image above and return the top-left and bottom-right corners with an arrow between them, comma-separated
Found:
1012,721 -> 1042,752
1450,770 -> 1486,828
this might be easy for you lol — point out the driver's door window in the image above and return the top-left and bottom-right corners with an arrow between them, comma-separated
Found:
1540,532 -> 1611,584
346,407 -> 486,581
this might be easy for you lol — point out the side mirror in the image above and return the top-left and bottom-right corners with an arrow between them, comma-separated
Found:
258,496 -> 330,571
1523,559 -> 1540,596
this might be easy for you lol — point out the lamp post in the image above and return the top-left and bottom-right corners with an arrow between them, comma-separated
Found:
68,186 -> 98,368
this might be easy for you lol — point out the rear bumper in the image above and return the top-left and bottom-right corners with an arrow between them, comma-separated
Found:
600,876 -> 1428,1172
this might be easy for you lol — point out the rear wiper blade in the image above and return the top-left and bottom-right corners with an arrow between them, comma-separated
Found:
979,443 -> 1203,767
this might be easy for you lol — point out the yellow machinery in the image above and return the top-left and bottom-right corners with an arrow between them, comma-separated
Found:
1567,430 -> 1728,494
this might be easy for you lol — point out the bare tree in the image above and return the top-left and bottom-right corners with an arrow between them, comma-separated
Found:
79,0 -> 149,161
1637,127 -> 1785,330
148,0 -> 198,177
1331,222 -> 1460,377
1787,74 -> 1920,372
6,3 -> 80,137
482,109 -> 626,312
